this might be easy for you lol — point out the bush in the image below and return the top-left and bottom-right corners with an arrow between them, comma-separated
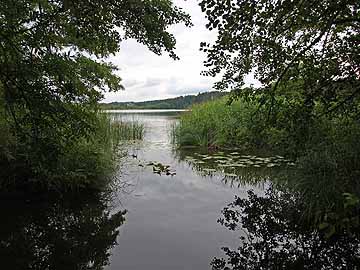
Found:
0,111 -> 144,191
172,96 -> 285,151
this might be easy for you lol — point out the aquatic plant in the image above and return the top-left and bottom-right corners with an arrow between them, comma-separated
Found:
111,119 -> 145,141
174,148 -> 294,187
142,161 -> 176,177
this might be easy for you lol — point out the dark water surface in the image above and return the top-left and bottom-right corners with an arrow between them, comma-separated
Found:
1,110 -> 358,269
106,110 -> 259,270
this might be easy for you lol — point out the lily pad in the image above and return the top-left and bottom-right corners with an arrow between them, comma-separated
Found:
287,162 -> 296,166
202,168 -> 217,173
231,163 -> 247,167
213,156 -> 228,159
193,160 -> 205,164
267,163 -> 278,168
224,173 -> 238,177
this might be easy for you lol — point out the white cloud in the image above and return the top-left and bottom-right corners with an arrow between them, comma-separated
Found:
104,0 -> 259,103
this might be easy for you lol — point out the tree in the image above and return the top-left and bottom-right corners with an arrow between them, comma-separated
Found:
0,0 -> 191,184
0,0 -> 191,135
199,0 -> 359,114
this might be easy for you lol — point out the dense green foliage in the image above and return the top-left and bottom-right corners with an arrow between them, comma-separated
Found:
199,0 -> 359,112
0,112 -> 144,190
0,0 -> 190,190
100,91 -> 227,110
173,97 -> 258,148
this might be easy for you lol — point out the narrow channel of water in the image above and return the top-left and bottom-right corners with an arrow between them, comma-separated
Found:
106,110 -> 266,270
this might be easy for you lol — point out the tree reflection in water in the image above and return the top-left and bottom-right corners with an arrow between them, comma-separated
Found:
0,192 -> 125,270
211,187 -> 360,270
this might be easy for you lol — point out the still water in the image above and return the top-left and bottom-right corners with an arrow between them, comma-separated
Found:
0,110 -> 360,270
106,110 -> 260,270
1,110 -> 358,269
0,110 -> 264,270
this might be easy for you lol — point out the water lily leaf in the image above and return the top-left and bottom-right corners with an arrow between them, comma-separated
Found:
224,173 -> 238,177
231,163 -> 247,167
194,160 -> 205,164
287,162 -> 296,166
267,163 -> 277,168
213,156 -> 228,159
203,168 -> 217,172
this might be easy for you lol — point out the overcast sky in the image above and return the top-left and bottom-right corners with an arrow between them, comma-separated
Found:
104,0 -> 257,103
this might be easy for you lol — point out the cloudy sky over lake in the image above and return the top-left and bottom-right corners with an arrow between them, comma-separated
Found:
104,1 -> 258,103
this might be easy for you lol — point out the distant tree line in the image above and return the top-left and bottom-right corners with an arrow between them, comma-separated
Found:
100,91 -> 228,110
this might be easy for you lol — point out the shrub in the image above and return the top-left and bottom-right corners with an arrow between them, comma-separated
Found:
172,97 -> 283,151
0,111 -> 144,191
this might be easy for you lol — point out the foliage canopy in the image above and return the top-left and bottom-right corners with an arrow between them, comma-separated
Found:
199,0 -> 359,112
0,0 -> 191,136
0,0 -> 191,188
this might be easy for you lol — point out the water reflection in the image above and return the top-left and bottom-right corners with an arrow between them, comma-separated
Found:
0,192 -> 125,270
174,148 -> 291,188
211,186 -> 360,269
105,111 -> 244,270
101,110 -> 360,269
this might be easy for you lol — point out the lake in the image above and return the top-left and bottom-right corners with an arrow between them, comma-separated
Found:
106,109 -> 262,270
1,110 -> 357,270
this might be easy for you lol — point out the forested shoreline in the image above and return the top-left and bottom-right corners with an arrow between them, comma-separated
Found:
100,91 -> 227,110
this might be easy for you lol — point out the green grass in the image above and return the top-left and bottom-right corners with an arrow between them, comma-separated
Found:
0,112 -> 145,191
172,97 -> 273,150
